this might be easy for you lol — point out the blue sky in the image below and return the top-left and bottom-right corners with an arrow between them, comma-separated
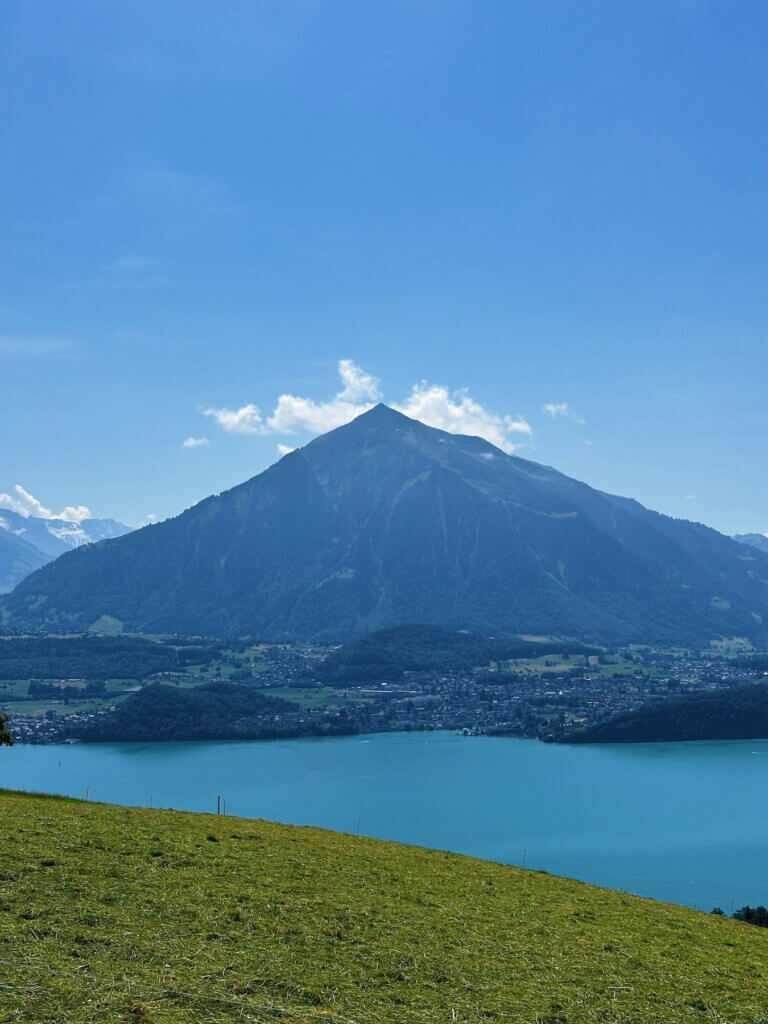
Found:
1,0 -> 766,534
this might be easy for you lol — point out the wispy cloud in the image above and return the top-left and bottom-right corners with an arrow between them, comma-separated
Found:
0,336 -> 73,357
543,402 -> 571,418
202,360 -> 532,454
129,163 -> 235,224
105,255 -> 156,274
70,161 -> 237,244
276,443 -> 296,456
0,485 -> 91,523
181,436 -> 210,449
203,403 -> 264,435
93,254 -> 172,292
542,401 -> 585,426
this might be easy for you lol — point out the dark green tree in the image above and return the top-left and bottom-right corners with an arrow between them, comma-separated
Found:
733,905 -> 768,928
0,713 -> 13,747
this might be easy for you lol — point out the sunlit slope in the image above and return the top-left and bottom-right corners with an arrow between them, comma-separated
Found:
1,790 -> 767,1023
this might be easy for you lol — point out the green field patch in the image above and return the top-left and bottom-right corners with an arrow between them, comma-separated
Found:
103,678 -> 137,692
709,636 -> 756,656
267,685 -> 369,708
0,679 -> 39,698
504,653 -> 584,674
2,695 -> 129,717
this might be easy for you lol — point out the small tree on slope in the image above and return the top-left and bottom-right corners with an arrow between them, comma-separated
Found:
0,713 -> 13,747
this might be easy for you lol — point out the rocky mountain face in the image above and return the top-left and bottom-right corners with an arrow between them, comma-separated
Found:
3,405 -> 768,644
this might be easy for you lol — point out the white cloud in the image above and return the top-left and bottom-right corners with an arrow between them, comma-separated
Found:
543,402 -> 571,417
337,359 -> 381,402
0,491 -> 31,517
202,360 -> 533,455
265,360 -> 380,435
276,443 -> 296,456
0,484 -> 91,523
57,505 -> 92,523
542,401 -> 586,426
201,361 -> 381,441
266,394 -> 375,435
685,494 -> 699,501
203,402 -> 264,435
181,436 -> 210,448
394,384 -> 531,454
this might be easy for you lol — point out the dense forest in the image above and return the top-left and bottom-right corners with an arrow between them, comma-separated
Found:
318,624 -> 600,682
0,635 -> 219,681
72,682 -> 352,742
567,682 -> 768,743
28,679 -> 108,699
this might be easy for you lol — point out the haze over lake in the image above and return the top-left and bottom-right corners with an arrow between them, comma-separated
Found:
6,731 -> 768,912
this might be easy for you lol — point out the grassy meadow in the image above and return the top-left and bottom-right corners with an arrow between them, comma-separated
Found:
1,790 -> 767,1023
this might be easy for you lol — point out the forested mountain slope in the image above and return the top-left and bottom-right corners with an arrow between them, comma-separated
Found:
4,405 -> 768,644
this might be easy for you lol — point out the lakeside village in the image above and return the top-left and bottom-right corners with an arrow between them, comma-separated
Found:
4,636 -> 767,745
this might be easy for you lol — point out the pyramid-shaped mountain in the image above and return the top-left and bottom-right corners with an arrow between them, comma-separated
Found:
3,405 -> 768,644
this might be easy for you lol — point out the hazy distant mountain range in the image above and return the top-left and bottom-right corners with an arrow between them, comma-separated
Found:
3,405 -> 768,645
734,533 -> 768,555
0,529 -> 50,595
0,507 -> 131,593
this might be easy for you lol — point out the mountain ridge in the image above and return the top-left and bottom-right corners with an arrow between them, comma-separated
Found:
0,506 -> 131,592
3,405 -> 768,644
0,527 -> 50,594
735,533 -> 768,555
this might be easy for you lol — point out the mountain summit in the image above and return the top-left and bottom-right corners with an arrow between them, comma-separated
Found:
3,406 -> 768,643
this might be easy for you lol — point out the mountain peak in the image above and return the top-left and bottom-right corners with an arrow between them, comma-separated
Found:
305,403 -> 417,452
5,410 -> 768,646
355,403 -> 412,425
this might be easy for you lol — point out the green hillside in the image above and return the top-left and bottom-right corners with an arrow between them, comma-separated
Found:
1,791 -> 767,1023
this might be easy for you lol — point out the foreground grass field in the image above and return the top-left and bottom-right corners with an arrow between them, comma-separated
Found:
1,792 -> 767,1023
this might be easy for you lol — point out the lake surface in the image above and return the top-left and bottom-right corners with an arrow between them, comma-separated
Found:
3,731 -> 768,911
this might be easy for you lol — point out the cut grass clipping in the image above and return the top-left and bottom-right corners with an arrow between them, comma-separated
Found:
1,790 -> 767,1022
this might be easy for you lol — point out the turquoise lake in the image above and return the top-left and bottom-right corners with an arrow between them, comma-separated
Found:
4,731 -> 768,912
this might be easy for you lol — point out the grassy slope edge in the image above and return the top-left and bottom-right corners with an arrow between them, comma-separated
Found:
1,791 -> 766,1023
